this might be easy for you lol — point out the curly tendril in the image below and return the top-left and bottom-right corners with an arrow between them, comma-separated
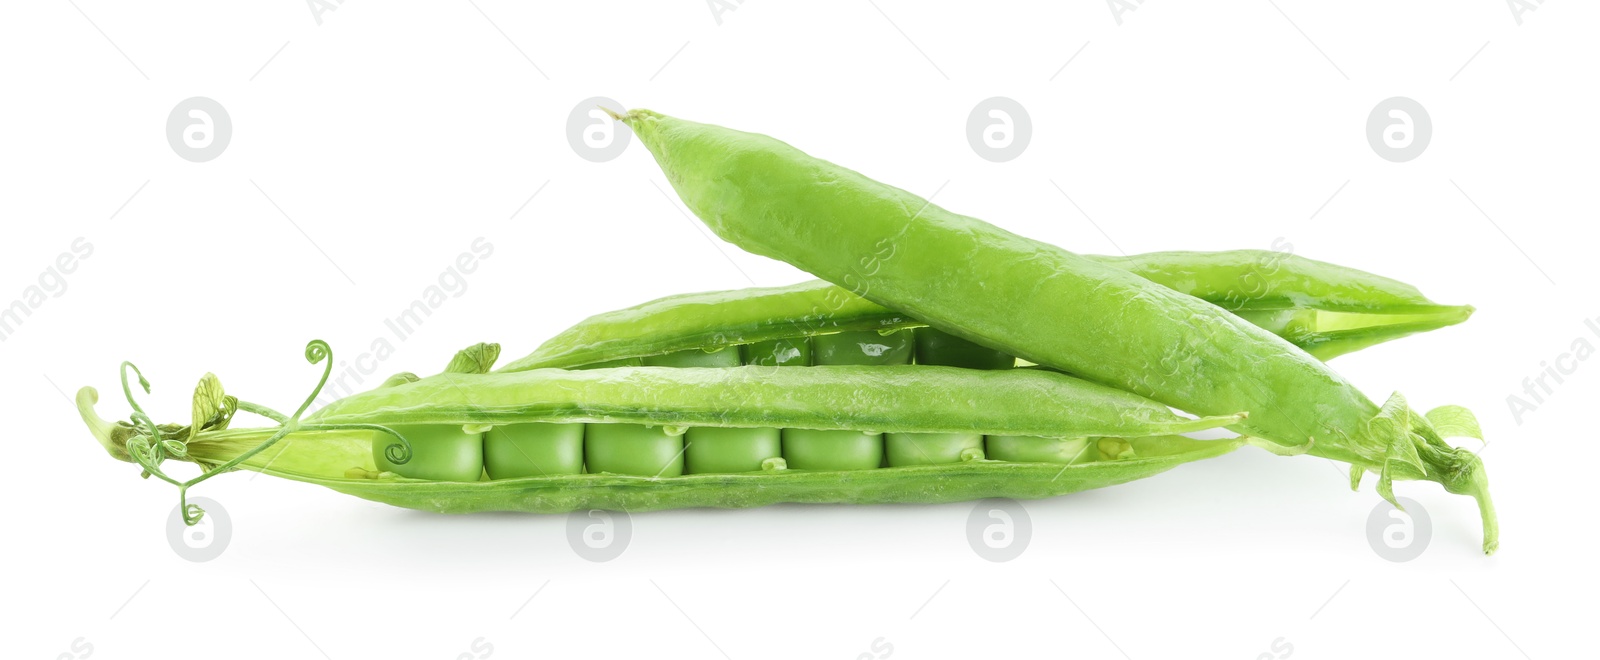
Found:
122,339 -> 358,526
118,362 -> 185,487
290,339 -> 335,420
366,424 -> 413,465
295,422 -> 413,465
121,362 -> 151,405
304,339 -> 331,362
183,501 -> 205,525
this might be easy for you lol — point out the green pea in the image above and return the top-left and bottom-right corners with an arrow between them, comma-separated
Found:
585,423 -> 685,476
812,330 -> 913,365
1096,438 -> 1135,461
781,428 -> 883,470
740,338 -> 812,366
641,347 -> 741,367
484,423 -> 584,479
884,432 -> 984,466
374,423 -> 484,482
913,327 -> 1015,369
684,426 -> 782,474
985,436 -> 1095,464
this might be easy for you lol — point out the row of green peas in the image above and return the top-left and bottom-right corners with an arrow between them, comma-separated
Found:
373,328 -> 1125,481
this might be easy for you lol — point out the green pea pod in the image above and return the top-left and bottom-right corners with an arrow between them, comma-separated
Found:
1090,251 -> 1473,361
306,366 -> 1239,438
500,250 -> 1471,371
78,340 -> 1249,518
613,109 -> 1497,553
90,417 -> 1243,514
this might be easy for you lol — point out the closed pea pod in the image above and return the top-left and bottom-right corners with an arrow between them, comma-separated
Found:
613,109 -> 1496,552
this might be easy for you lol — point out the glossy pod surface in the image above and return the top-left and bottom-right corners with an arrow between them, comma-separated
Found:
78,357 -> 1248,512
616,109 -> 1496,552
500,252 -> 1472,372
87,416 -> 1243,513
310,366 -> 1241,439
342,434 -> 1245,514
301,363 -> 1246,483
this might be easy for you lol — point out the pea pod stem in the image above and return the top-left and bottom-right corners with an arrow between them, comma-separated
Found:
84,340 -> 415,526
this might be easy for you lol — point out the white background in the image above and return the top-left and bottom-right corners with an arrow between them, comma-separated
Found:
3,1 -> 1593,658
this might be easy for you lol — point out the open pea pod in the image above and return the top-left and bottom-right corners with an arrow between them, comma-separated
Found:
78,340 -> 1247,518
90,422 -> 1243,514
500,250 -> 1472,372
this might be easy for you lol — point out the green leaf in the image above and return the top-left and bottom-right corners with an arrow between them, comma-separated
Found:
189,373 -> 227,441
443,342 -> 501,375
1425,405 -> 1482,440
1370,393 -> 1425,507
379,372 -> 421,388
